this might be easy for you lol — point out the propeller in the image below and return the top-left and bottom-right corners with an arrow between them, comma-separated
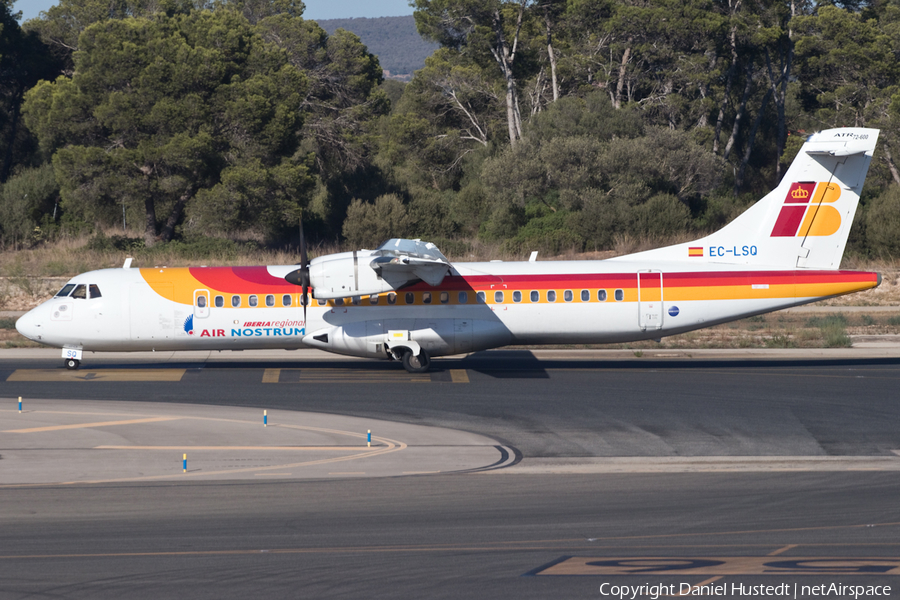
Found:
285,212 -> 311,324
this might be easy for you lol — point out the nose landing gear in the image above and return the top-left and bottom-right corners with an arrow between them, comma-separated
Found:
65,358 -> 80,370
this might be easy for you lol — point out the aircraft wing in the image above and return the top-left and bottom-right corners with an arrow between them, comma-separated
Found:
370,254 -> 451,288
302,238 -> 453,299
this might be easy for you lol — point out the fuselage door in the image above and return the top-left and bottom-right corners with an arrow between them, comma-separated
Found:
637,270 -> 664,331
194,289 -> 210,319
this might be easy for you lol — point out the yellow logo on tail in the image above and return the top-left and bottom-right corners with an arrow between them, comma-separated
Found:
771,183 -> 841,237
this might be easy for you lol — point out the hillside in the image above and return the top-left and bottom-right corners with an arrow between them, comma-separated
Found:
315,15 -> 437,78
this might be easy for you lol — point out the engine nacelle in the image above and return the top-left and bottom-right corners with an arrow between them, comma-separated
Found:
306,240 -> 451,300
308,250 -> 390,299
302,319 -> 511,359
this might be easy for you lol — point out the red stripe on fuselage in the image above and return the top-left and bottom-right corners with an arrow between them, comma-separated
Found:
401,270 -> 875,292
189,267 -> 295,294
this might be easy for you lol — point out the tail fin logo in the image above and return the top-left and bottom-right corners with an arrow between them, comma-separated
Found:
790,187 -> 810,200
771,182 -> 842,237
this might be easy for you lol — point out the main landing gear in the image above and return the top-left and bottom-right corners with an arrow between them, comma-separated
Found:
399,348 -> 431,373
65,358 -> 80,370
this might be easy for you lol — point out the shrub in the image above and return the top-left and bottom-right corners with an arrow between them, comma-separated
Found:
342,194 -> 412,249
865,187 -> 900,256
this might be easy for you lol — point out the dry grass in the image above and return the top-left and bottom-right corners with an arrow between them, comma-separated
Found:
0,235 -> 323,275
601,311 -> 900,350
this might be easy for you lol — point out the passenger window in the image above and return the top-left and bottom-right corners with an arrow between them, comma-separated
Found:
56,284 -> 76,297
581,290 -> 590,302
196,295 -> 207,308
564,290 -> 573,302
513,291 -> 522,303
422,292 -> 432,304
494,291 -> 504,303
476,291 -> 486,303
334,298 -> 344,307
317,299 -> 327,306
369,294 -> 379,305
440,291 -> 449,304
351,296 -> 361,306
387,292 -> 397,305
249,295 -> 258,307
458,291 -> 468,304
598,290 -> 607,302
283,294 -> 292,307
231,295 -> 241,307
530,290 -> 539,302
89,284 -> 102,299
547,290 -> 556,302
215,295 -> 224,308
71,284 -> 87,299
615,289 -> 624,301
405,292 -> 414,304
265,295 -> 275,307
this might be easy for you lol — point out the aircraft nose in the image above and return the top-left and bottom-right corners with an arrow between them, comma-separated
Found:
15,309 -> 42,342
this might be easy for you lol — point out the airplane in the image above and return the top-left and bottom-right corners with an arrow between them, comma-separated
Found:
15,127 -> 882,373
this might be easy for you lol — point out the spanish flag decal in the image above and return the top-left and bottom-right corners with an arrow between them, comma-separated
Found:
688,247 -> 703,257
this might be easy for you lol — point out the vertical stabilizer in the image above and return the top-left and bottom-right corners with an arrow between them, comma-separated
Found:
615,128 -> 879,269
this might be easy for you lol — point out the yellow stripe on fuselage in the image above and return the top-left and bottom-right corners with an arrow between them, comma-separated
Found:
137,268 -> 877,308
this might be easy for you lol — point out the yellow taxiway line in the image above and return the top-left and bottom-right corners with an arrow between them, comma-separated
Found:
4,416 -> 180,433
6,369 -> 186,382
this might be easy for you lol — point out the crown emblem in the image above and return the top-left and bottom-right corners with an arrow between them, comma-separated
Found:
791,187 -> 809,199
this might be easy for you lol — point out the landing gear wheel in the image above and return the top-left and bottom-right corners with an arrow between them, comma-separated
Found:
401,348 -> 431,373
65,358 -> 80,370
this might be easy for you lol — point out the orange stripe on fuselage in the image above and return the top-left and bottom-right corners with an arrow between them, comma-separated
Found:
140,268 -> 878,306
140,267 -> 297,306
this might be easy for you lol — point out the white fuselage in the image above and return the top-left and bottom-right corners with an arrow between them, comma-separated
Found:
15,260 -> 878,360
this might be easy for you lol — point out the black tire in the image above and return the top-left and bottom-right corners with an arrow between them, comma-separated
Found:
401,348 -> 431,373
65,358 -> 80,370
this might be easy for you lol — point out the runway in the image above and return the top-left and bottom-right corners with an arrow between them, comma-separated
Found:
1,349 -> 900,598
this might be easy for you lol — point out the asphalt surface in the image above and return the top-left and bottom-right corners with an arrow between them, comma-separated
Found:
2,349 -> 900,599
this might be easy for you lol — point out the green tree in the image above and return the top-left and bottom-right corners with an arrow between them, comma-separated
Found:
413,0 -> 536,146
479,93 -> 722,250
257,15 -> 388,235
0,163 -> 59,247
23,0 -> 198,74
0,0 -> 59,182
24,9 -> 313,245
342,193 -> 411,248
865,186 -> 900,257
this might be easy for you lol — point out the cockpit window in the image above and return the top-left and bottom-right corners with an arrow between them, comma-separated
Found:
71,284 -> 87,299
56,284 -> 76,297
89,284 -> 102,299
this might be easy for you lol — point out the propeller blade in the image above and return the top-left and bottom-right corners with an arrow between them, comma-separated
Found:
299,212 -> 308,325
284,212 -> 312,327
